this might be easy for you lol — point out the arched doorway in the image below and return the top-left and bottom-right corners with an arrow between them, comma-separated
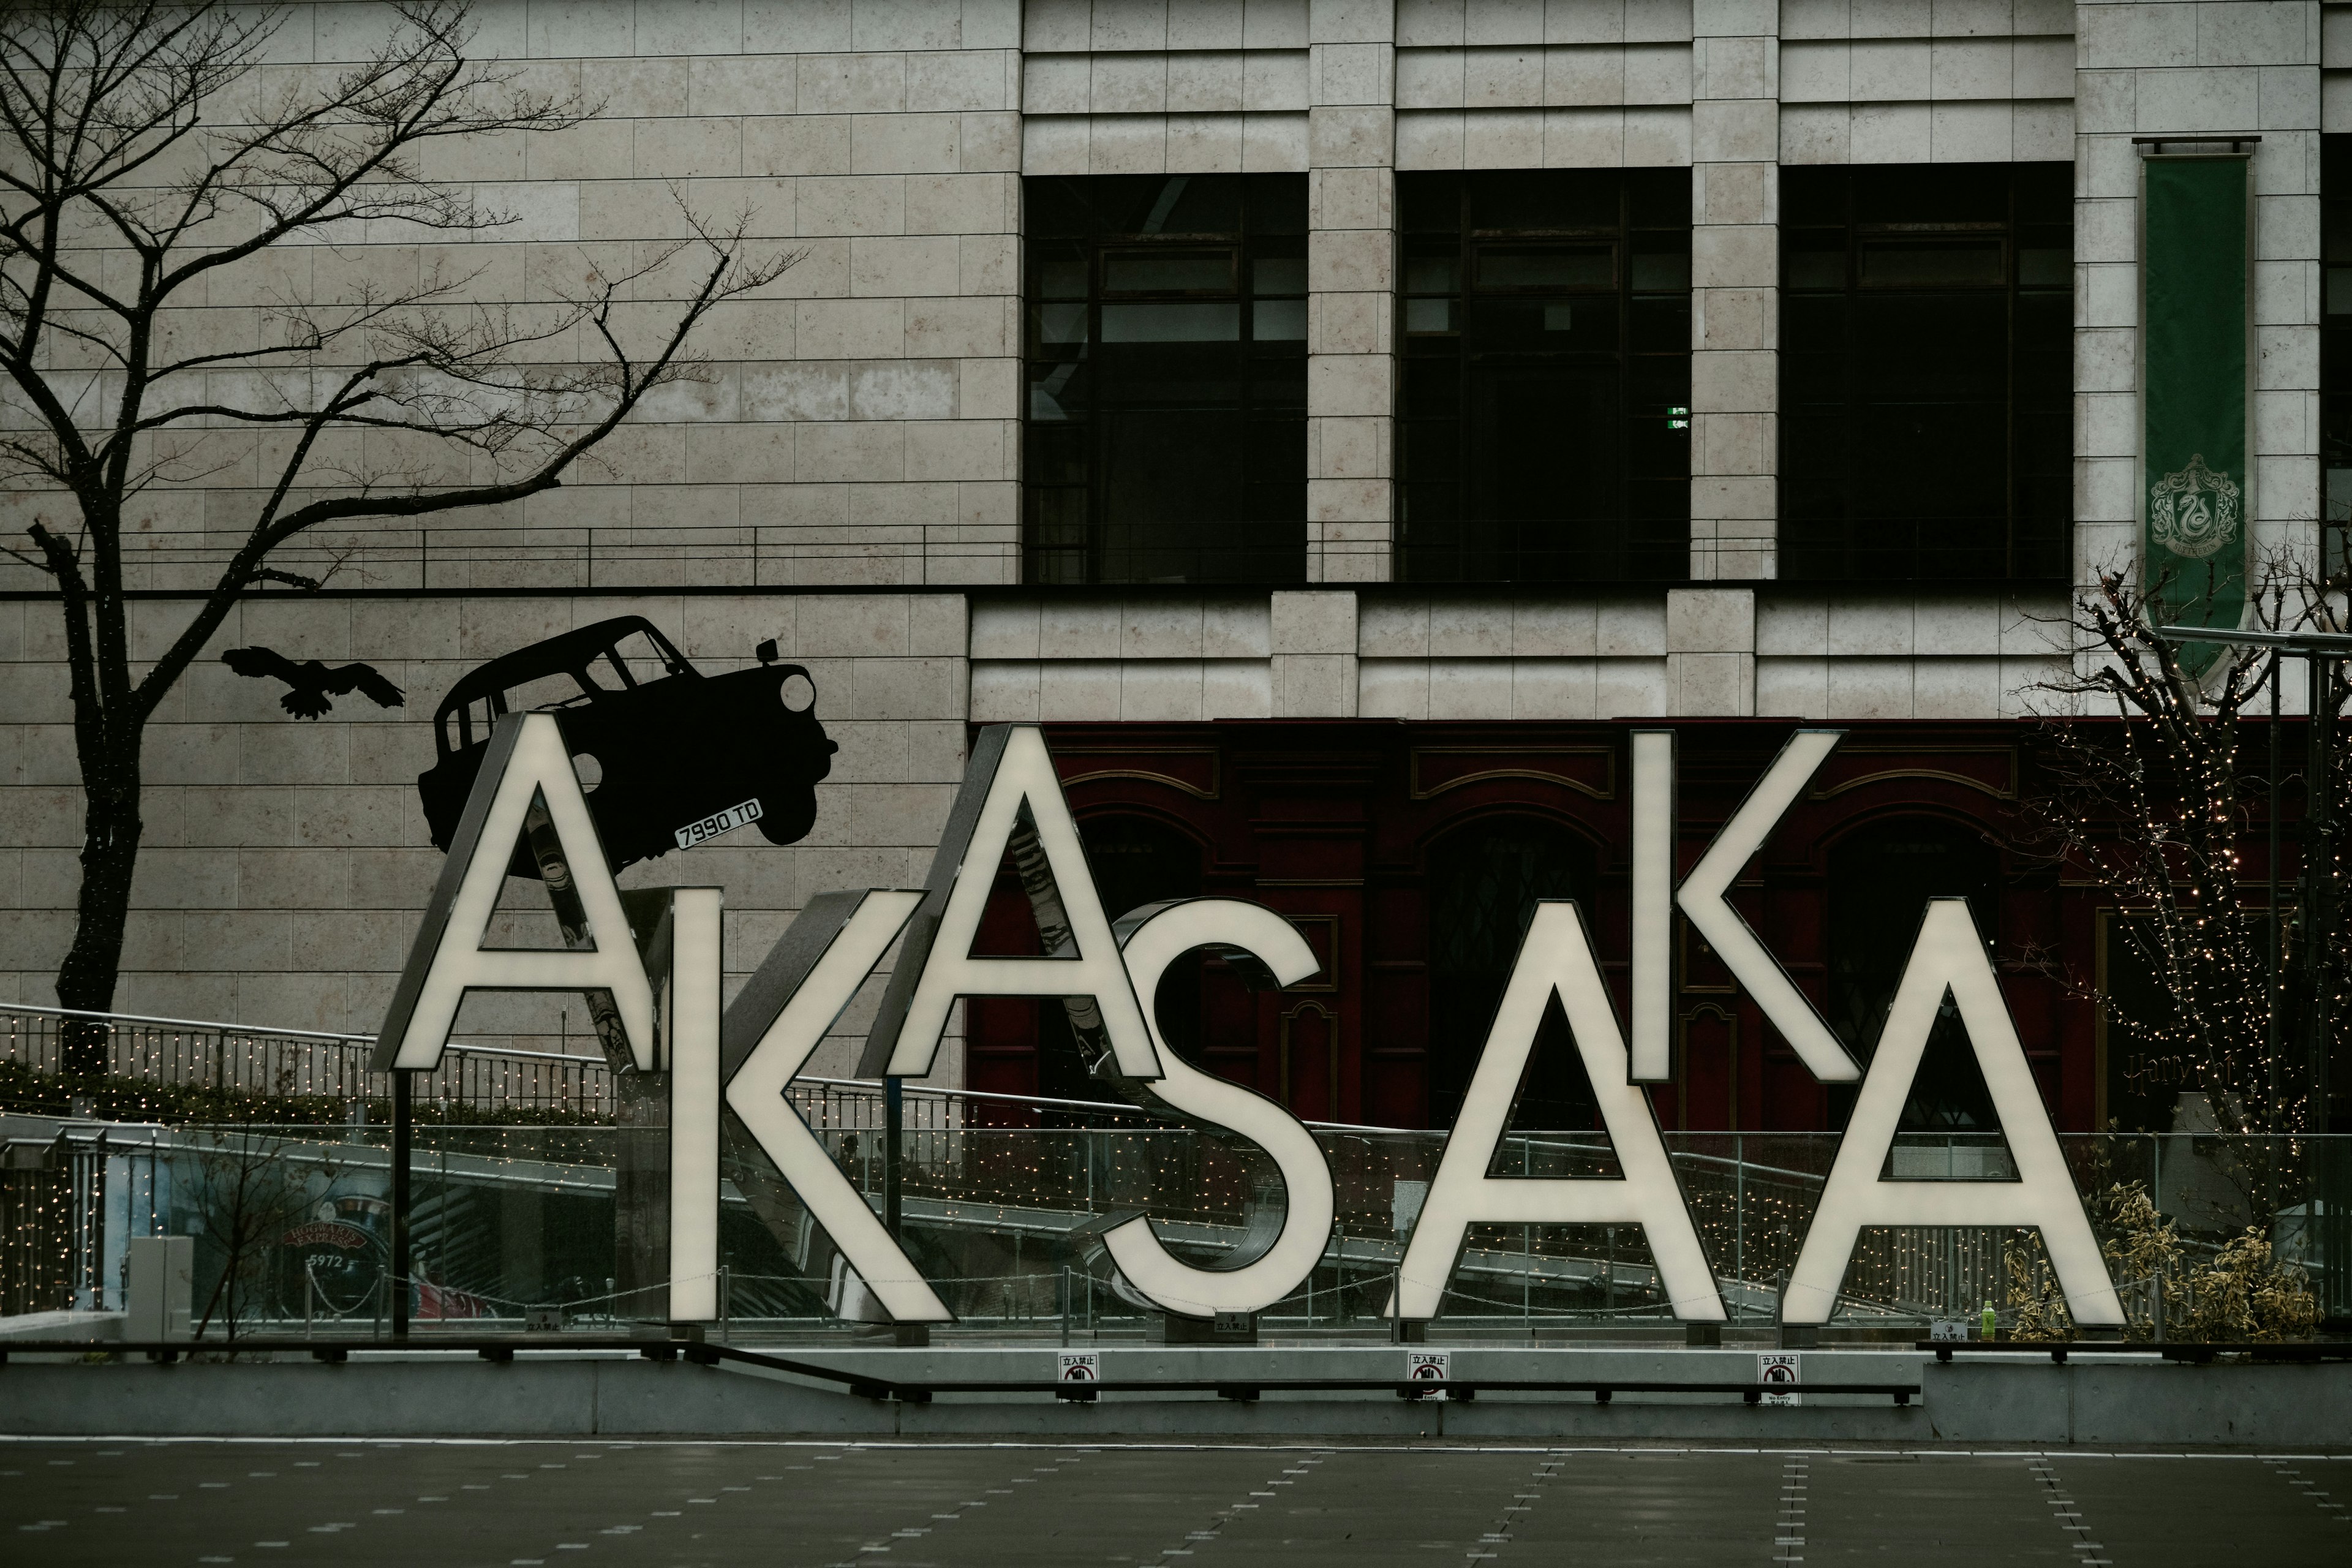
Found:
1075,812 -> 1207,1066
967,813 -> 1205,1106
1425,816 -> 1597,1129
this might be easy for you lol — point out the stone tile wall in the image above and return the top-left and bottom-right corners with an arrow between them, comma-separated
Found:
0,0 -> 2274,607
0,1 -> 2334,1031
0,589 -> 967,1079
1391,0 -> 1699,170
1689,0 -> 1782,587
967,585 -> 2075,720
1019,0 -> 1315,170
1779,0 -> 2078,163
1308,2 -> 1402,579
0,0 -> 1030,596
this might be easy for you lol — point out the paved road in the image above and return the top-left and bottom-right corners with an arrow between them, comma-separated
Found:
3,1439 -> 2345,1566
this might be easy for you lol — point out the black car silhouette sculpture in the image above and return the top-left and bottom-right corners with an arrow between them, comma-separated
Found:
418,616 -> 837,874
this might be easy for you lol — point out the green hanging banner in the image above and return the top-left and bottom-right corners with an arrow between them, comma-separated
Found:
2142,153 -> 2252,668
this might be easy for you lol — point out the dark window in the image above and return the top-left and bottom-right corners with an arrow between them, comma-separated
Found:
1780,162 -> 2071,581
1023,175 -> 1307,584
1825,818 -> 2001,1132
2323,137 -> 2352,575
2098,911 -> 2190,1136
1396,169 -> 1692,583
1426,818 -> 1597,1129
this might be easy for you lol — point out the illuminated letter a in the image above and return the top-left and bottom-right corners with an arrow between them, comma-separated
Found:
1394,902 -> 1725,1322
1782,899 -> 2124,1327
373,712 -> 656,1072
859,725 -> 1161,1080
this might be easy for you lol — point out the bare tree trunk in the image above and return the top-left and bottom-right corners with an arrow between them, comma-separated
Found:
58,764 -> 140,1077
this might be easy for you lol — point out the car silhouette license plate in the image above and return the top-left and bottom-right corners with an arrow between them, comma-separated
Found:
676,798 -> 763,849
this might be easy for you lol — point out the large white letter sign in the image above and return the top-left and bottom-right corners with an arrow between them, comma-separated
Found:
858,725 -> 1161,1080
1674,729 -> 1859,1082
373,712 -> 656,1072
1627,729 -> 1676,1081
1781,898 -> 2124,1327
664,888 -> 723,1322
723,888 -> 950,1323
1102,899 -> 1334,1317
1394,902 -> 1726,1322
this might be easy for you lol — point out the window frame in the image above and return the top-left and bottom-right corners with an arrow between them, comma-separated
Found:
1777,162 -> 2073,584
1021,175 -> 1309,587
1395,169 -> 1694,586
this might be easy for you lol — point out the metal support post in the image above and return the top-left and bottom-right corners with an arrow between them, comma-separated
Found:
883,1076 -> 903,1239
2271,652 -> 2283,1117
2309,654 -> 2335,1131
1733,1134 -> 1746,1320
390,1069 -> 412,1338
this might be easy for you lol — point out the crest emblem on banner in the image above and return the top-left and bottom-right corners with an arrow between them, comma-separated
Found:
2148,452 -> 2240,559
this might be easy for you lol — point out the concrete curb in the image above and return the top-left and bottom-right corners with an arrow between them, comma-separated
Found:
2,1349 -> 2346,1446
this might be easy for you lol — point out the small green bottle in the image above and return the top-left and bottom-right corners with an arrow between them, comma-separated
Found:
1981,1300 -> 1997,1341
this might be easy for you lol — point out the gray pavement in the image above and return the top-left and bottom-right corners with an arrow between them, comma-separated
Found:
2,1438 -> 2346,1566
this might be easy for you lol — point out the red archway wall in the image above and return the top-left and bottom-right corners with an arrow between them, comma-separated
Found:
962,720 -> 2095,1133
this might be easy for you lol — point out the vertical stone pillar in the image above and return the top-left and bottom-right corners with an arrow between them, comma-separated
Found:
2248,45 -> 2321,587
2073,2 -> 2320,595
1272,590 -> 1360,717
1306,0 -> 1397,583
1687,2 -> 1779,582
1666,587 -> 1756,717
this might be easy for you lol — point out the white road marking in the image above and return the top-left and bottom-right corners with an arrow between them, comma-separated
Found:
2027,1458 -> 2108,1566
1773,1454 -> 1809,1565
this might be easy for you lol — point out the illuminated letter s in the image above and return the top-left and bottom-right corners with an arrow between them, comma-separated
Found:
1100,899 -> 1335,1318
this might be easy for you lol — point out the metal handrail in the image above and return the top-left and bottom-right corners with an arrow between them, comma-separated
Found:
2,1000 -> 379,1045
0,1001 -> 619,1121
1921,1338 -> 2352,1364
2,1000 -> 603,1067
793,1074 -> 1415,1135
0,1001 -> 1418,1131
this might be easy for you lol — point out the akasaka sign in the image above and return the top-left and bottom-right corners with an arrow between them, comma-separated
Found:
375,718 -> 2126,1329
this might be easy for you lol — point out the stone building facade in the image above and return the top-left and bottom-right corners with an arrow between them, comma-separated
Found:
2,0 -> 2345,1133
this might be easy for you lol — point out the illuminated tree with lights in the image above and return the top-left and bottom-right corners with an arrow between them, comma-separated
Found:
2027,565 -> 2348,1172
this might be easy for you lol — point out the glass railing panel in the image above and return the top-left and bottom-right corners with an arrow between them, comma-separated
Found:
12,1115 -> 2348,1338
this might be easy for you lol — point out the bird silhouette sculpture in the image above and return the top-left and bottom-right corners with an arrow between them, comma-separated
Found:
221,646 -> 405,720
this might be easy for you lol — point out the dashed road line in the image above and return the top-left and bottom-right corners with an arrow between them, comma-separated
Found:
2265,1457 -> 2350,1525
1144,1447 -> 1336,1561
1464,1452 -> 1564,1561
830,1447 -> 1091,1564
1773,1454 -> 1808,1565
2025,1457 -> 2108,1566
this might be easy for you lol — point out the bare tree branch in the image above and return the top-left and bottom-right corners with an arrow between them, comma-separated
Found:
2021,561 -> 2349,1161
0,2 -> 796,1054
